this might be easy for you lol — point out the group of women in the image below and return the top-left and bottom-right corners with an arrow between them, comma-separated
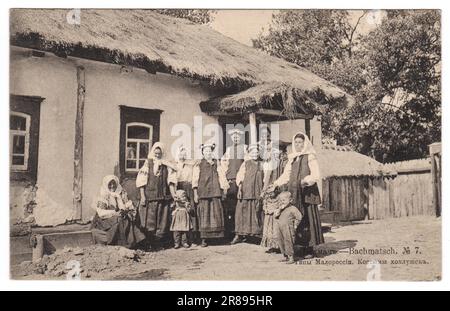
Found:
90,130 -> 324,261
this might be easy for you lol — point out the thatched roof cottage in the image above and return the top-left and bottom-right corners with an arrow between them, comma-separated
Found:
10,9 -> 354,225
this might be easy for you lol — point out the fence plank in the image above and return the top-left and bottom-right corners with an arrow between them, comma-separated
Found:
368,178 -> 375,219
322,178 -> 329,211
323,171 -> 433,223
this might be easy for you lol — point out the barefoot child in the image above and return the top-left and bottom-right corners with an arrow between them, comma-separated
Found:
170,190 -> 193,249
275,191 -> 303,264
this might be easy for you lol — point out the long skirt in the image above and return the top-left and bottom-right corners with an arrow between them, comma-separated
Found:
235,199 -> 263,237
177,181 -> 198,231
223,180 -> 238,237
91,213 -> 146,249
197,197 -> 225,239
297,204 -> 324,247
138,199 -> 171,239
261,214 -> 279,249
276,206 -> 300,257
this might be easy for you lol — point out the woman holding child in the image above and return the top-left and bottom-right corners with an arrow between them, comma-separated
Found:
268,131 -> 324,260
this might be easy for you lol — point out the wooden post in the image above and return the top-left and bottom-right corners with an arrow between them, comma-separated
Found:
73,66 -> 85,220
429,142 -> 441,217
305,118 -> 311,139
249,112 -> 257,145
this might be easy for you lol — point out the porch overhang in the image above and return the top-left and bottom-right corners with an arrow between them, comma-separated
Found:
199,82 -> 322,122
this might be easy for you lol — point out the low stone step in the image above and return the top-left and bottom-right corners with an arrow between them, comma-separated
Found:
11,229 -> 95,264
41,230 -> 94,255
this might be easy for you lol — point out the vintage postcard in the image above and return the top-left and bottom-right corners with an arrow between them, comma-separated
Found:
9,8 -> 441,281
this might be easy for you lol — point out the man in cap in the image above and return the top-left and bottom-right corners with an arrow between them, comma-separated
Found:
221,128 -> 248,240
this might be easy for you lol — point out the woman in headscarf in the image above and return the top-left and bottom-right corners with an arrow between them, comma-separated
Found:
173,145 -> 199,245
232,144 -> 264,244
91,175 -> 146,248
136,142 -> 177,249
192,143 -> 229,247
268,131 -> 324,259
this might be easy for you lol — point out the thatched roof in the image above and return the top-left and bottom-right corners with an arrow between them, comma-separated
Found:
286,143 -> 392,178
384,158 -> 431,174
10,9 -> 352,110
317,147 -> 394,178
199,82 -> 326,118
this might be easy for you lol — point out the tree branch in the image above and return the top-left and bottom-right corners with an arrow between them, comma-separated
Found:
347,11 -> 367,57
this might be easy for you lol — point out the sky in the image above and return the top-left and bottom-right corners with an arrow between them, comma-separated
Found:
210,9 -> 384,46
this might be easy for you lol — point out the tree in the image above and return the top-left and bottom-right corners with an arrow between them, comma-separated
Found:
254,10 -> 352,70
253,10 -> 370,143
155,9 -> 216,24
340,10 -> 441,162
253,10 -> 441,162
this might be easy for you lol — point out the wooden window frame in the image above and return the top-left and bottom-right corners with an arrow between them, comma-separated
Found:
125,122 -> 153,172
119,106 -> 162,179
10,94 -> 43,183
10,112 -> 31,171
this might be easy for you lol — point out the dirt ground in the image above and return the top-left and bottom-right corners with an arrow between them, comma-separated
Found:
12,215 -> 441,281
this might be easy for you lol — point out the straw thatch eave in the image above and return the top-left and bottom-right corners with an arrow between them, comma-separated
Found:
10,9 -> 354,102
200,82 -> 331,119
317,147 -> 395,178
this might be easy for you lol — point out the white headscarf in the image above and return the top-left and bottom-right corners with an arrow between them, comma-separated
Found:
100,175 -> 122,196
92,175 -> 123,211
288,131 -> 316,160
148,142 -> 166,176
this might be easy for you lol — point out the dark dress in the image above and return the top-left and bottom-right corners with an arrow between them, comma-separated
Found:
223,147 -> 245,238
264,154 -> 288,191
287,154 -> 324,247
91,212 -> 146,249
138,159 -> 172,239
235,160 -> 264,236
196,159 -> 225,239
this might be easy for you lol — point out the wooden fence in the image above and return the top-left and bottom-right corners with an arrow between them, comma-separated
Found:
430,143 -> 442,217
322,168 -> 434,222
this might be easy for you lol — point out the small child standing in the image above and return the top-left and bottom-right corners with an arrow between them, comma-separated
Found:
170,190 -> 193,249
260,189 -> 280,252
274,191 -> 303,264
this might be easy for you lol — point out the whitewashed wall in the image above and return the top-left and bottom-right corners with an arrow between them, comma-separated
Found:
10,47 -> 217,224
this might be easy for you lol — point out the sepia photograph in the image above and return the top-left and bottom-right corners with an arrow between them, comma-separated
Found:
7,7 -> 442,282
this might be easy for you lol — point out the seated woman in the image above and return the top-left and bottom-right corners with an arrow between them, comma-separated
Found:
91,175 -> 146,249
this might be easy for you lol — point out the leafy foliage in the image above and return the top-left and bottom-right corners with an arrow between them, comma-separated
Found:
154,9 -> 216,24
254,10 -> 441,162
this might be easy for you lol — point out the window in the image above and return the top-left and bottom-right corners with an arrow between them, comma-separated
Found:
119,106 -> 162,177
10,112 -> 30,170
125,123 -> 153,172
10,95 -> 43,182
